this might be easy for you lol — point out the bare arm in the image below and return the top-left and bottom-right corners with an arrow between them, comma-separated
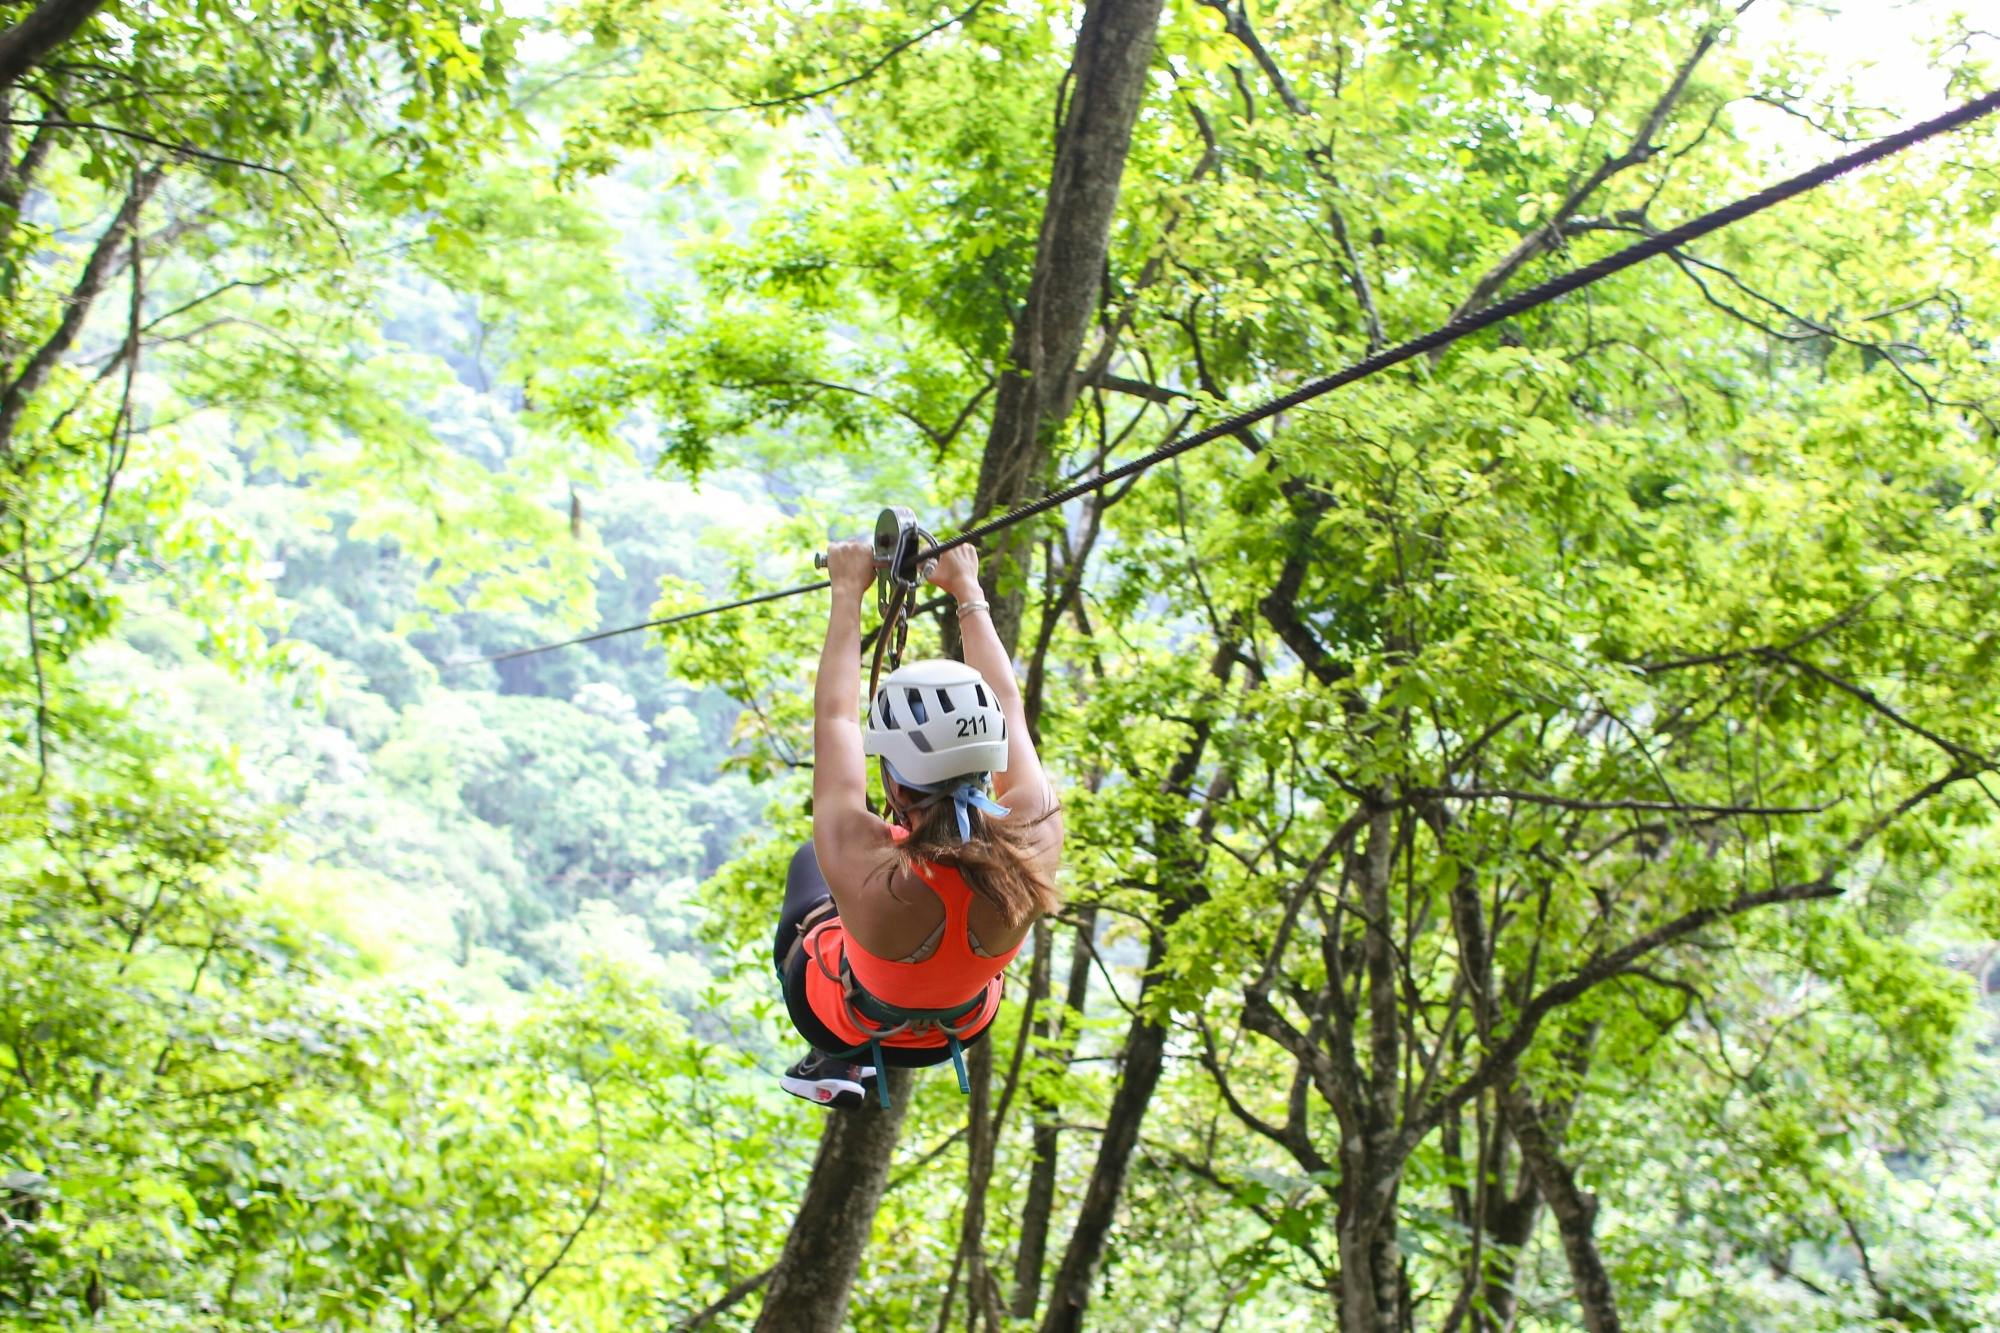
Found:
931,546 -> 1062,830
811,542 -> 896,909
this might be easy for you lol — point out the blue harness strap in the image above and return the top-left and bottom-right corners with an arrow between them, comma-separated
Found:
818,948 -> 989,1108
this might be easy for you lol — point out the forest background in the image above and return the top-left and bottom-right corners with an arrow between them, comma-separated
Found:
2,0 -> 1997,1329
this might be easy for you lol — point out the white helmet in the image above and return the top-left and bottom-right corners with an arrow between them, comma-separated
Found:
863,659 -> 1009,785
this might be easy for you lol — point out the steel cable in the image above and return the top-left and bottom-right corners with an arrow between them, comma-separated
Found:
456,86 -> 2000,668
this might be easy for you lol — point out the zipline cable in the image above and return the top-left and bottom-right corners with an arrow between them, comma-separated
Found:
474,580 -> 830,665
920,85 -> 2000,562
458,85 -> 2000,669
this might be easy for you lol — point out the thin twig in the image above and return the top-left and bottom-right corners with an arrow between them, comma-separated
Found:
0,117 -> 350,251
1,116 -> 287,173
635,0 -> 985,124
1412,787 -> 1828,816
671,1265 -> 775,1332
500,1079 -> 611,1330
20,519 -> 50,793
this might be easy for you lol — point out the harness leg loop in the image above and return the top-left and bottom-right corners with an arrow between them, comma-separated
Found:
947,1033 -> 970,1094
870,1040 -> 890,1108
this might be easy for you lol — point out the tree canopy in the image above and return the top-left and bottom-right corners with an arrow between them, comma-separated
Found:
3,0 -> 1998,1328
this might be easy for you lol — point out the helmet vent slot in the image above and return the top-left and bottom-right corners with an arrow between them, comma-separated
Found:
905,689 -> 929,725
936,688 -> 956,713
877,690 -> 898,729
973,684 -> 987,708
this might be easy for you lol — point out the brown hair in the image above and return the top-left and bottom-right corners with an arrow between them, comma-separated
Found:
892,793 -> 1060,930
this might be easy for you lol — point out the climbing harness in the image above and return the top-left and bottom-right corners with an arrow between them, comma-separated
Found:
454,86 -> 2000,667
807,923 -> 988,1108
778,895 -> 990,1109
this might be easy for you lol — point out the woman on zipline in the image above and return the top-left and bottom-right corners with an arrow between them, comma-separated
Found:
772,541 -> 1062,1108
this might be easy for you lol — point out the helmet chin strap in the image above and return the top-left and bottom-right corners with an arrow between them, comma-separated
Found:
881,760 -> 1010,842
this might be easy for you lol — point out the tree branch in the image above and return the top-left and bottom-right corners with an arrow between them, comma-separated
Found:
635,0 -> 986,124
499,1079 -> 610,1330
19,518 -> 51,792
1195,1014 -> 1300,1156
0,117 -> 286,174
1417,763 -> 1972,1146
1768,650 -> 1995,768
0,101 -> 59,223
1412,787 -> 1828,817
1450,5 -> 1748,322
1083,370 -> 1188,403
672,1266 -> 775,1332
1642,589 -> 1888,674
3,118 -> 352,246
0,0 -> 106,94
1600,234 -> 2000,430
1198,0 -> 1384,350
1499,1079 -> 1622,1332
0,163 -> 158,455
32,217 -> 140,588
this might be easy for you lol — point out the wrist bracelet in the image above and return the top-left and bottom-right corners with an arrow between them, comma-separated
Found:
955,600 -> 991,617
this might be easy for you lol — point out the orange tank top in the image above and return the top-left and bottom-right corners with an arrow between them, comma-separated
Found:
802,828 -> 1024,1050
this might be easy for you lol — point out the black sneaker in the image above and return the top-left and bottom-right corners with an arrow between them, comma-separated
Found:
779,1052 -> 877,1109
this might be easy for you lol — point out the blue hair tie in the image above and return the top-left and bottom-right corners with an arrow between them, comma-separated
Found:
882,760 -> 1011,842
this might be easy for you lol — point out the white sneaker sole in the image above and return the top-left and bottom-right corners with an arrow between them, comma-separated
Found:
778,1065 -> 879,1110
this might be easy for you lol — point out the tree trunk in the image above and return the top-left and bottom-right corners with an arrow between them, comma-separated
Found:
753,1071 -> 914,1333
942,1037 -> 1000,1331
1500,1081 -> 1622,1333
764,0 -> 1162,1316
1439,1091 -> 1542,1333
0,165 -> 159,454
1010,911 -> 1095,1318
1323,809 -> 1408,1332
1039,634 -> 1232,1330
1478,1135 -> 1541,1330
0,107 -> 59,255
1038,930 -> 1170,1333
1333,1138 -> 1409,1333
1336,1202 -> 1386,1331
971,0 -> 1166,647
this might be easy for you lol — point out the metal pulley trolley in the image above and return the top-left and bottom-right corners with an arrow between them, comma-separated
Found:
816,505 -> 938,702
